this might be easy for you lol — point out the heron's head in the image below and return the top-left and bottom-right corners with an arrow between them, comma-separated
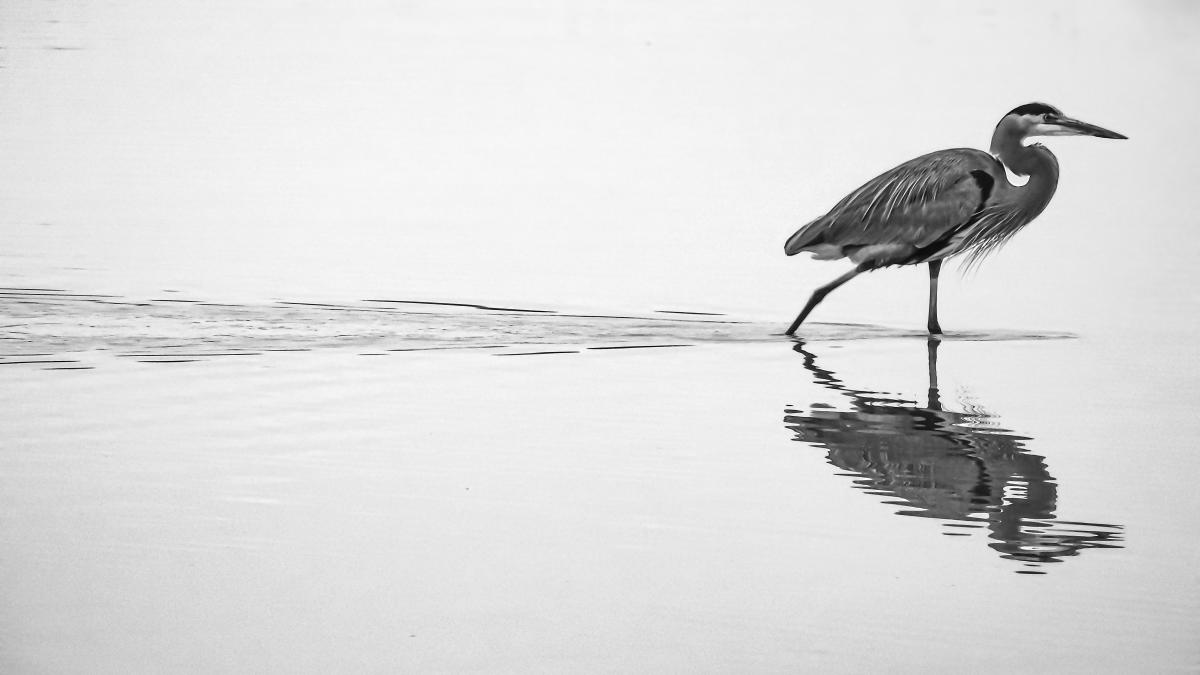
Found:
1000,102 -> 1127,141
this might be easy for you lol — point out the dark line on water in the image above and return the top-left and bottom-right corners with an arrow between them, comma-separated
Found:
555,313 -> 743,324
117,353 -> 262,358
274,301 -> 405,314
138,359 -> 201,364
44,366 -> 95,371
586,344 -> 692,350
0,292 -> 120,299
1053,520 -> 1124,529
495,350 -> 579,356
364,299 -> 556,314
0,287 -> 69,292
275,302 -> 352,310
0,360 -> 81,365
388,345 -> 508,352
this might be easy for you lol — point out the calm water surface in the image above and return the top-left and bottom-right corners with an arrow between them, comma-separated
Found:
2,289 -> 1198,672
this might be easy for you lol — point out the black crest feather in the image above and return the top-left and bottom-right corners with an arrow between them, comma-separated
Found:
1007,102 -> 1061,117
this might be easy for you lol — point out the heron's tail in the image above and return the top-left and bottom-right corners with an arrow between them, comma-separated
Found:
784,218 -> 831,257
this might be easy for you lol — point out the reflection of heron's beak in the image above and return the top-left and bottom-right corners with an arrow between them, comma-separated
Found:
1047,115 -> 1128,139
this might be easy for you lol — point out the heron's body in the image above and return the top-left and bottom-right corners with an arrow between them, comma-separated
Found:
783,102 -> 1125,335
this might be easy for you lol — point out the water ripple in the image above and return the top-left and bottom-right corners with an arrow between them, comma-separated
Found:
0,288 -> 1074,368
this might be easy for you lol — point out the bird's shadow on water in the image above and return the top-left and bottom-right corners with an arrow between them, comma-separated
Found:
782,338 -> 1122,574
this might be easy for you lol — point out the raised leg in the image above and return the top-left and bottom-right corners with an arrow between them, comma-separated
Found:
785,265 -> 865,336
927,260 -> 943,335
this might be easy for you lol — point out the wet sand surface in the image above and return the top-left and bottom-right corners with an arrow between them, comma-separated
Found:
3,291 -> 1198,672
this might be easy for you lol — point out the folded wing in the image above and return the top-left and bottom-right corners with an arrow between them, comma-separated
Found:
785,149 -> 1000,268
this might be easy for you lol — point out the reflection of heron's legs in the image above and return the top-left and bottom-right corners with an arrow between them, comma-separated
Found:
927,260 -> 944,335
785,265 -> 866,335
926,337 -> 942,411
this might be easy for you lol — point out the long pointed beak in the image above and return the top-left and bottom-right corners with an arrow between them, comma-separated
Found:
1054,115 -> 1128,139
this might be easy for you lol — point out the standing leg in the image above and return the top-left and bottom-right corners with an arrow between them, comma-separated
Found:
785,265 -> 865,336
927,260 -> 943,335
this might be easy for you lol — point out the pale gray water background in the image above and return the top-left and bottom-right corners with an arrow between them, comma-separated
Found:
3,1 -> 1200,672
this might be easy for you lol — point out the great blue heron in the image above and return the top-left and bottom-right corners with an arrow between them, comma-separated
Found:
783,102 -> 1126,335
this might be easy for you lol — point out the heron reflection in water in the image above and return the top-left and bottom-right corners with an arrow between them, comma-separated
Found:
783,340 -> 1122,572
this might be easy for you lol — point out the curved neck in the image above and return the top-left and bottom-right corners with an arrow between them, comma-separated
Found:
990,118 -> 1060,217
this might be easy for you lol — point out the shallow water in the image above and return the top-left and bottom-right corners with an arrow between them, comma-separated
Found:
3,292 -> 1199,672
0,287 -> 1073,367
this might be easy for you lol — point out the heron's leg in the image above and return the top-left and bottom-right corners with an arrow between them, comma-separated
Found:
785,265 -> 865,336
927,260 -> 943,335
